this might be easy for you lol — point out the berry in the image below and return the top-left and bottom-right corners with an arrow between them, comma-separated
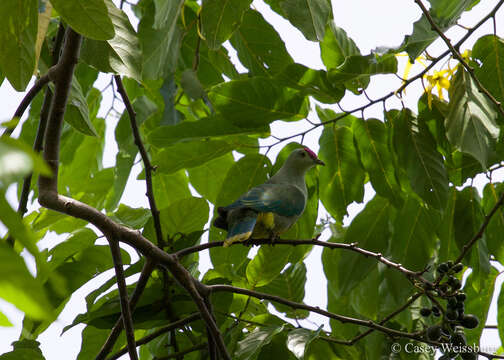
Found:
446,308 -> 458,321
426,325 -> 442,341
456,293 -> 467,302
437,263 -> 450,274
452,263 -> 464,273
420,308 -> 432,317
461,314 -> 479,329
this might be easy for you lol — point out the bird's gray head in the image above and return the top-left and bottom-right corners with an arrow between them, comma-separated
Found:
283,147 -> 325,173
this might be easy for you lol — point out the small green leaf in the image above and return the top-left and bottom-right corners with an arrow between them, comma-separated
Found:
236,325 -> 285,360
110,205 -> 151,229
0,339 -> 46,360
50,0 -> 115,40
446,68 -> 499,168
0,310 -> 12,327
280,0 -> 331,41
482,183 -> 504,263
0,0 -> 37,91
200,0 -> 252,50
320,21 -> 360,69
318,122 -> 365,221
209,77 -> 308,128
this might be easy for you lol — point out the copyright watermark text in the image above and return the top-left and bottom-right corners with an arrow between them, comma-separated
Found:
390,342 -> 498,355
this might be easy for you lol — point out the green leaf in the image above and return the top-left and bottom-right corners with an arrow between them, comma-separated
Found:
80,0 -> 142,81
200,0 -> 252,50
229,9 -> 294,76
391,197 -> 438,270
280,0 -> 331,41
318,122 -> 365,221
336,196 -> 391,295
151,170 -> 192,209
320,21 -> 360,69
210,154 -> 271,274
446,68 -> 499,168
139,0 -> 181,79
151,140 -> 235,174
287,327 -> 323,359
147,115 -> 269,147
352,118 -> 402,205
402,0 -> 474,60
0,0 -> 37,91
0,141 -> 32,187
209,77 -> 308,128
153,0 -> 184,29
0,339 -> 46,360
0,310 -> 12,327
328,53 -> 397,93
482,183 -> 504,263
438,187 -> 459,263
159,197 -> 209,237
257,262 -> 307,317
77,325 -> 125,360
246,245 -> 293,287
0,242 -> 54,321
275,63 -> 344,103
180,69 -> 206,100
50,0 -> 115,40
236,325 -> 285,360
390,109 -> 449,210
187,153 -> 235,204
110,204 -> 151,229
472,35 -> 504,103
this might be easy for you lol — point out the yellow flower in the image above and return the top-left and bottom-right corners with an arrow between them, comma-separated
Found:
424,68 -> 454,108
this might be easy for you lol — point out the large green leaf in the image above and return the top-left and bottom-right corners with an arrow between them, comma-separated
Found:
390,109 -> 449,210
138,0 -> 181,79
437,187 -> 459,263
275,63 -> 344,103
352,118 -> 402,205
482,183 -> 504,263
320,21 -> 360,69
318,122 -> 365,221
147,115 -> 269,147
209,77 -> 308,128
151,170 -> 192,209
187,153 -> 235,204
446,68 -> 499,168
151,140 -> 235,174
50,0 -> 115,41
230,9 -> 293,76
0,242 -> 54,321
200,0 -> 252,50
391,196 -> 438,270
0,340 -> 46,360
280,0 -> 331,41
246,245 -> 293,288
0,0 -> 37,91
153,0 -> 184,29
159,197 -> 209,237
80,0 -> 142,81
286,327 -> 322,359
472,35 -> 504,103
210,154 -> 271,275
236,325 -> 285,360
336,196 -> 391,295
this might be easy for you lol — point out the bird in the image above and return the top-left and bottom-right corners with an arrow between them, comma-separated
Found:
213,147 -> 325,247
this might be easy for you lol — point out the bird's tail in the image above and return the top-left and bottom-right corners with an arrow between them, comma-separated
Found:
223,216 -> 257,247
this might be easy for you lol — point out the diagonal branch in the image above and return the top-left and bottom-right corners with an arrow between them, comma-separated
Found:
413,0 -> 504,118
96,259 -> 156,360
114,75 -> 165,248
108,238 -> 138,360
106,313 -> 201,360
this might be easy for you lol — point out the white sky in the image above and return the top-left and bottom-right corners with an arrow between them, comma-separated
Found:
1,0 -> 504,358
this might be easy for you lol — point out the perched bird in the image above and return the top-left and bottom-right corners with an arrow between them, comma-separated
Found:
213,147 -> 325,247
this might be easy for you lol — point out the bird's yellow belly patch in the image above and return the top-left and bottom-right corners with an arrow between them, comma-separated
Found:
251,212 -> 275,238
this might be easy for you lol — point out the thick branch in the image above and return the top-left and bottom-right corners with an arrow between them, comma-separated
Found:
109,239 -> 138,360
114,75 -> 165,248
107,313 -> 201,360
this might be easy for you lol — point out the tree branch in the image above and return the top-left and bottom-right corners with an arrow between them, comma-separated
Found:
108,238 -> 138,360
96,259 -> 156,360
413,0 -> 504,118
156,343 -> 208,360
114,75 -> 165,248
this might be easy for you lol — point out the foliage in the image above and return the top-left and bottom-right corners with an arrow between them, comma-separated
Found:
1,0 -> 504,359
